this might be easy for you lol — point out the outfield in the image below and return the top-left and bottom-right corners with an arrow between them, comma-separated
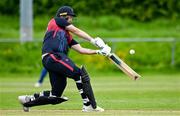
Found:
0,73 -> 180,116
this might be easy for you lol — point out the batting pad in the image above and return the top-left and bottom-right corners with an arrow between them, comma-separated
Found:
23,96 -> 68,107
81,65 -> 97,109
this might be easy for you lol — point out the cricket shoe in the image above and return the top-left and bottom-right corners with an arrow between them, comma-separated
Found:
82,105 -> 104,112
60,96 -> 69,101
18,95 -> 34,112
34,82 -> 42,87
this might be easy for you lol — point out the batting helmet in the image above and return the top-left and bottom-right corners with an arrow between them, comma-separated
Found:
56,6 -> 76,17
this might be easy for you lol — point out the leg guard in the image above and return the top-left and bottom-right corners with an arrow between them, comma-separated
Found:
33,90 -> 51,98
23,96 -> 68,107
81,66 -> 97,109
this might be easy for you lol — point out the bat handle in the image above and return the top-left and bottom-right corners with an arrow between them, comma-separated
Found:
108,53 -> 113,57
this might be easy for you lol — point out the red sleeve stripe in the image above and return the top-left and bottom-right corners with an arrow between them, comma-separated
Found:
47,19 -> 62,38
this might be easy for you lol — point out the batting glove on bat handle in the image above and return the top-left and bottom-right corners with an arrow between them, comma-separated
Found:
96,44 -> 111,56
90,37 -> 106,48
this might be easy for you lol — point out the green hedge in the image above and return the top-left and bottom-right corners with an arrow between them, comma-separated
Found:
0,0 -> 180,21
0,42 -> 179,74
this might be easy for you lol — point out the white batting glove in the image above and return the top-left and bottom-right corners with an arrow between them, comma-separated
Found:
90,37 -> 106,48
96,44 -> 111,56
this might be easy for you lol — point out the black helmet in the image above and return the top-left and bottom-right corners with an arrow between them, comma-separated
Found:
56,6 -> 76,17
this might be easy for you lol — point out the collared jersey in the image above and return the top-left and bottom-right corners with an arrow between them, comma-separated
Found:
42,17 -> 78,55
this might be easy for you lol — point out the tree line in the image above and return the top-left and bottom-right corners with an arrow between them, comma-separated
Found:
0,0 -> 179,21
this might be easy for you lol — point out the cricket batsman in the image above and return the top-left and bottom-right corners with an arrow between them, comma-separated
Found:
18,6 -> 111,112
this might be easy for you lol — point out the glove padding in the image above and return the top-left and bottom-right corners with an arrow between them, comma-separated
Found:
90,37 -> 106,48
96,44 -> 111,56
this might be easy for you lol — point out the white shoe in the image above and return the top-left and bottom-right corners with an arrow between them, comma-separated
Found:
34,82 -> 42,87
18,95 -> 33,112
82,105 -> 104,112
60,96 -> 69,101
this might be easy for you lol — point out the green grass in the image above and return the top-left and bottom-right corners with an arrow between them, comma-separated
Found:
0,73 -> 180,115
75,16 -> 180,38
0,15 -> 180,39
0,15 -> 19,38
1,110 -> 180,116
0,42 -> 180,74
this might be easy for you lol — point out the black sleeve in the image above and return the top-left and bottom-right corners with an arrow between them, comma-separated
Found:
54,17 -> 71,28
69,39 -> 79,48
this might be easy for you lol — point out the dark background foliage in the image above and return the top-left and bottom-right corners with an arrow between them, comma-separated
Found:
0,0 -> 179,21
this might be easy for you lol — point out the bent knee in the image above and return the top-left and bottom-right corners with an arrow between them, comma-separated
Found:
69,66 -> 81,81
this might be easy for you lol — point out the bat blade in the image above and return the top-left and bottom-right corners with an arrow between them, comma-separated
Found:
109,53 -> 141,80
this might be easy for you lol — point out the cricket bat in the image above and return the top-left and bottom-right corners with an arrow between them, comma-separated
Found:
108,53 -> 141,80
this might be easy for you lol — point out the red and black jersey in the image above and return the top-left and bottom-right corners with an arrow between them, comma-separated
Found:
42,17 -> 78,55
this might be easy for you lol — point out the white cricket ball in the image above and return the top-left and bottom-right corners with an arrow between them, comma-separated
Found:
129,49 -> 135,55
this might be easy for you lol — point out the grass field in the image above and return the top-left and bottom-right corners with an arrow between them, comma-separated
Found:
0,15 -> 180,39
0,73 -> 180,116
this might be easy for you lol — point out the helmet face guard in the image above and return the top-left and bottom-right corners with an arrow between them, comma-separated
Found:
56,6 -> 76,17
